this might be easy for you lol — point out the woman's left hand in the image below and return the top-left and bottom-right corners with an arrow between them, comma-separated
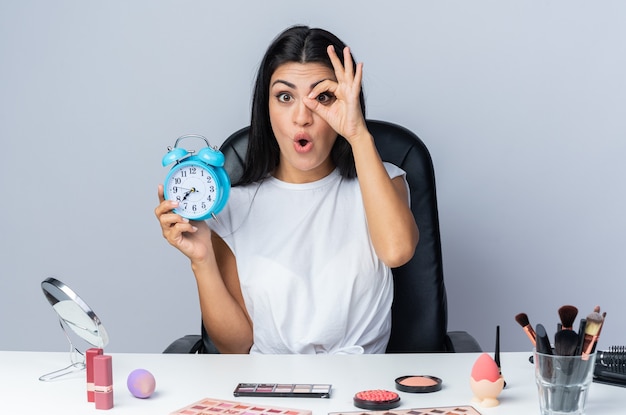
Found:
304,45 -> 368,144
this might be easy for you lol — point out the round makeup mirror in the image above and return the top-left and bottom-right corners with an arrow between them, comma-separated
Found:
39,277 -> 109,381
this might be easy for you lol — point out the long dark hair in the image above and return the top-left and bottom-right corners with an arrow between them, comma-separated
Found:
236,25 -> 366,185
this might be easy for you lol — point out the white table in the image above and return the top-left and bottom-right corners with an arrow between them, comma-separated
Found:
0,351 -> 622,414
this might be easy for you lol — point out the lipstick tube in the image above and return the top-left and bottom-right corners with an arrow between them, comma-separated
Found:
86,348 -> 103,402
93,355 -> 114,410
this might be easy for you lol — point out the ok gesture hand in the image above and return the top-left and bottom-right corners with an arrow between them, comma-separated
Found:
304,46 -> 368,145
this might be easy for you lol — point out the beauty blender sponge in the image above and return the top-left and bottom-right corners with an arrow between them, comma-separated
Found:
470,353 -> 505,407
471,353 -> 501,382
127,369 -> 156,398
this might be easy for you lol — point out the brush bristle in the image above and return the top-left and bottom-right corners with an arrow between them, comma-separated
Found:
558,305 -> 578,329
584,312 -> 603,336
515,312 -> 530,327
555,329 -> 579,356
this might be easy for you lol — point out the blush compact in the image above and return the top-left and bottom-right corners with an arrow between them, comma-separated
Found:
395,375 -> 443,393
353,389 -> 401,410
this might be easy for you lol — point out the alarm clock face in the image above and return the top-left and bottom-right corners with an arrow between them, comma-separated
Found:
164,160 -> 220,220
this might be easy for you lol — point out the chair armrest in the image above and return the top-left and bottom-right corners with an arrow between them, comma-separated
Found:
445,331 -> 483,353
163,335 -> 204,354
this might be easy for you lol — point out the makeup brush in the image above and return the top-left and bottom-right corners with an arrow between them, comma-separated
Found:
515,313 -> 537,347
558,305 -> 578,331
574,318 -> 587,356
581,307 -> 604,358
535,323 -> 553,355
592,312 -> 607,353
583,311 -> 606,357
535,324 -> 554,379
555,328 -> 579,356
494,325 -> 506,387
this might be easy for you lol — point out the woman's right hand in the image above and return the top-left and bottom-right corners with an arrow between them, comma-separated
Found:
155,184 -> 213,263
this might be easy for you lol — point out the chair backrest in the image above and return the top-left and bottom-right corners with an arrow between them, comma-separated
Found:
219,120 -> 449,352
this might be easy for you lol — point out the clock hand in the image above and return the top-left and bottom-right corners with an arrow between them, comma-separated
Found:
174,186 -> 194,192
181,187 -> 197,201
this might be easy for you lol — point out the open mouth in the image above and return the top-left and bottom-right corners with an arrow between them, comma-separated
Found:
293,134 -> 313,153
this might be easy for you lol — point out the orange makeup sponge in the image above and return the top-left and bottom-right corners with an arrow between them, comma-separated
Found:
471,353 -> 501,382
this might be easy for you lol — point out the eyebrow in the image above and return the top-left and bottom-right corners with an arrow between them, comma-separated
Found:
271,79 -> 296,89
271,79 -> 332,90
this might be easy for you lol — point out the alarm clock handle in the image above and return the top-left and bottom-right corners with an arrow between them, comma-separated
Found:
173,134 -> 211,149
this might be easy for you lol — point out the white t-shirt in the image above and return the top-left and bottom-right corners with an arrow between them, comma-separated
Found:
209,162 -> 408,354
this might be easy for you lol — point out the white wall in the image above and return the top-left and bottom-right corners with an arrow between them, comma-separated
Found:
1,0 -> 624,354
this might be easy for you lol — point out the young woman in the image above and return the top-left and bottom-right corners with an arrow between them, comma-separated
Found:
155,26 -> 418,354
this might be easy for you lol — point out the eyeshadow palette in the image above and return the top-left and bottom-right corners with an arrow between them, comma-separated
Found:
233,383 -> 332,398
329,405 -> 481,415
170,397 -> 312,415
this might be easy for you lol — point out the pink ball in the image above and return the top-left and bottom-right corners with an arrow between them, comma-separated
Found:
127,369 -> 156,399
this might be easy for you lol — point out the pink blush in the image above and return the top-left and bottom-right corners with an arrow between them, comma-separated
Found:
395,375 -> 443,393
399,376 -> 439,387
353,389 -> 401,410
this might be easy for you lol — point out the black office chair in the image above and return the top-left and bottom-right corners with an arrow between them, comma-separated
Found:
164,120 -> 482,354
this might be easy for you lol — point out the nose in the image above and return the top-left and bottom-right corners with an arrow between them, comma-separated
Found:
293,99 -> 313,126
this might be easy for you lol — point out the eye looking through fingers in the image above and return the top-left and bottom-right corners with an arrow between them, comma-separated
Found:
315,91 -> 336,104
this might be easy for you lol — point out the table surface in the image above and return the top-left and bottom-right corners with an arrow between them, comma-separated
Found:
0,351 -> 622,414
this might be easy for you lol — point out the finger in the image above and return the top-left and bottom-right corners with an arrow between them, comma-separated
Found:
157,184 -> 165,202
307,79 -> 337,100
160,212 -> 198,238
303,98 -> 326,122
154,198 -> 178,218
342,46 -> 355,79
159,211 -> 183,227
162,221 -> 199,249
354,61 -> 363,88
327,45 -> 346,82
304,82 -> 337,120
169,219 -> 197,235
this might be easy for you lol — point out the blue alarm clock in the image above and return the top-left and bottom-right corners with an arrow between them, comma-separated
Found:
162,134 -> 230,221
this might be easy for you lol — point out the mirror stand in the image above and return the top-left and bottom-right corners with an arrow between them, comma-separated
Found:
39,318 -> 88,381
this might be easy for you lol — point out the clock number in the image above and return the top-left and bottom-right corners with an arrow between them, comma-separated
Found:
189,167 -> 197,175
206,176 -> 213,183
174,178 -> 182,184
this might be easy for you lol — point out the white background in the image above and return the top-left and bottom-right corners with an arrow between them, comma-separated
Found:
1,0 -> 624,354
